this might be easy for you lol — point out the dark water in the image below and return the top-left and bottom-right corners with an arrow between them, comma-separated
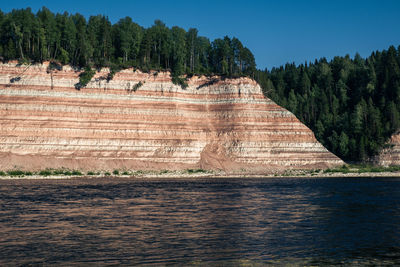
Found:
1,177 -> 400,266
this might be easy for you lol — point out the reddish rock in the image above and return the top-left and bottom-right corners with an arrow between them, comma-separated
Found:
376,132 -> 400,166
0,62 -> 343,172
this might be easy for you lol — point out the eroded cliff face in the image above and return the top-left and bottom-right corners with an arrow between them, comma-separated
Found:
0,62 -> 343,172
376,132 -> 400,166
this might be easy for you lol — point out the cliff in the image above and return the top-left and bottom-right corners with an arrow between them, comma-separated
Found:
0,62 -> 343,172
376,132 -> 400,166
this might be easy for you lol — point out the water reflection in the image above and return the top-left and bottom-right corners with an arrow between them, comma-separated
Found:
0,178 -> 400,265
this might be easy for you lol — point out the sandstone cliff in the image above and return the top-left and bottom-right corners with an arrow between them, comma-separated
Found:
376,132 -> 400,166
0,62 -> 343,172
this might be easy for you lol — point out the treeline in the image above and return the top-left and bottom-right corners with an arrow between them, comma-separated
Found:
256,46 -> 400,162
0,7 -> 256,80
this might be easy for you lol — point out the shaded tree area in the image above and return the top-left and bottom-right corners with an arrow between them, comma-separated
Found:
256,46 -> 400,162
0,7 -> 256,82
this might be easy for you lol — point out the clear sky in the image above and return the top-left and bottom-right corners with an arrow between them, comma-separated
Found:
2,0 -> 400,70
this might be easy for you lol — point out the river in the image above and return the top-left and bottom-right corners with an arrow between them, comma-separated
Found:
0,177 -> 399,265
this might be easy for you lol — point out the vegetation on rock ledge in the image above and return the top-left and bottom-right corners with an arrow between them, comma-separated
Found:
76,66 -> 95,89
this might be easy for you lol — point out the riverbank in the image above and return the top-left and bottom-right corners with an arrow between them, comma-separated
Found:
1,169 -> 400,180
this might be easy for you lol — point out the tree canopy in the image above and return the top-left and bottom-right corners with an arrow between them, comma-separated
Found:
256,46 -> 400,162
0,7 -> 256,79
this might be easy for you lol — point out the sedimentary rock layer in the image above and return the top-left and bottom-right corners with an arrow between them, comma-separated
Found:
376,132 -> 400,166
0,62 -> 343,172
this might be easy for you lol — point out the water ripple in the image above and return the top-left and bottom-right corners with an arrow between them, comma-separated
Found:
0,177 -> 400,265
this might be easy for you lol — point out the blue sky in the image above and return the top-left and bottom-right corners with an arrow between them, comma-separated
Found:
2,0 -> 400,69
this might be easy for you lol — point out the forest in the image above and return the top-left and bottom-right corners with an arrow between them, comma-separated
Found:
1,7 -> 400,163
256,46 -> 400,162
0,7 -> 256,83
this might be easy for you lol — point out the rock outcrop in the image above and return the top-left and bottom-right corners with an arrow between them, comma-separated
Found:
0,62 -> 343,172
376,132 -> 400,166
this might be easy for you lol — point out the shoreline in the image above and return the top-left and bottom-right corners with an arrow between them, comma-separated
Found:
1,171 -> 400,180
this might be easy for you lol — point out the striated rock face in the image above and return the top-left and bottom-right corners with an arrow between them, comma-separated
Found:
376,132 -> 400,166
0,62 -> 343,172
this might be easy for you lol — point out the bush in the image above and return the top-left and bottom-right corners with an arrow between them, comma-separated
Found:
388,166 -> 400,172
47,61 -> 62,72
370,167 -> 384,173
131,81 -> 143,92
187,169 -> 206,174
7,170 -> 26,176
107,70 -> 116,81
76,66 -> 95,89
10,76 -> 21,83
17,58 -> 30,65
324,165 -> 350,174
113,169 -> 119,175
104,172 -> 111,176
53,169 -> 66,175
71,170 -> 82,176
87,171 -> 95,175
39,170 -> 52,176
122,171 -> 130,175
0,171 -> 6,176
172,76 -> 188,89
107,64 -> 122,81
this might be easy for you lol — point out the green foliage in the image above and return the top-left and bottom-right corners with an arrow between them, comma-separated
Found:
7,170 -> 25,176
256,46 -> 400,162
131,81 -> 143,92
113,169 -> 119,175
77,66 -> 95,89
186,169 -> 207,174
0,171 -> 6,176
107,64 -> 122,81
172,76 -> 188,89
325,164 -> 400,174
104,171 -> 111,176
71,170 -> 82,175
338,132 -> 349,157
0,7 -> 255,80
39,169 -> 52,176
324,165 -> 350,174
47,61 -> 62,73
57,48 -> 69,65
21,168 -> 86,176
87,171 -> 95,175
52,169 -> 65,175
